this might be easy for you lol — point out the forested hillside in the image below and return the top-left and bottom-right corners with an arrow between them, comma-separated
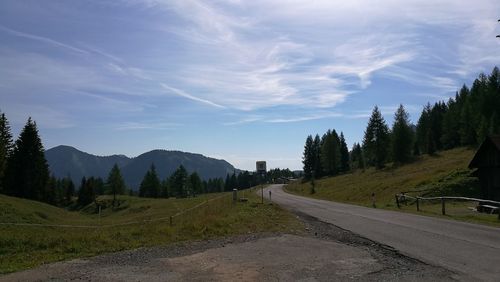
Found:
302,66 -> 500,178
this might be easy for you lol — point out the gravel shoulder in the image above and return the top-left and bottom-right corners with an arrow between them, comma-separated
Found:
1,209 -> 455,282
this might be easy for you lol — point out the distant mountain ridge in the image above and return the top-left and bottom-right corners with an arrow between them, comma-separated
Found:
45,145 -> 237,190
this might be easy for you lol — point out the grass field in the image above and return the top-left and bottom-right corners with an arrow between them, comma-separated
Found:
285,147 -> 500,226
0,188 -> 302,274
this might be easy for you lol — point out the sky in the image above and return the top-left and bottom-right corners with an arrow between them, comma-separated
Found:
1,1 -> 499,171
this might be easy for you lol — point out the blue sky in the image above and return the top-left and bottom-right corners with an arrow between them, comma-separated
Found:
1,1 -> 499,171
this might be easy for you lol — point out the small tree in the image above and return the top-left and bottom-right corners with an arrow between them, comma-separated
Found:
170,165 -> 188,198
106,164 -> 125,205
139,164 -> 161,198
189,172 -> 202,197
77,177 -> 95,207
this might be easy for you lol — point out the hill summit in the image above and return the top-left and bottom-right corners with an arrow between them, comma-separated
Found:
45,145 -> 237,190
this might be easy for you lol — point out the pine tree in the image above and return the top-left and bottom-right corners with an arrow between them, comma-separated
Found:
139,164 -> 161,198
170,165 -> 188,198
339,132 -> 350,172
64,177 -> 75,205
5,118 -> 50,201
441,97 -> 461,149
416,104 -> 431,154
106,163 -> 125,204
160,179 -> 170,198
77,177 -> 95,207
0,112 -> 13,193
350,143 -> 365,170
313,134 -> 323,177
189,172 -> 202,196
362,106 -> 390,168
302,135 -> 314,180
391,105 -> 414,164
320,130 -> 340,176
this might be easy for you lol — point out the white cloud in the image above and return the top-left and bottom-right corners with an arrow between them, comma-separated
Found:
160,83 -> 226,109
0,25 -> 89,55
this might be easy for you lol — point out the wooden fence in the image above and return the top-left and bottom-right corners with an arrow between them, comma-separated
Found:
395,193 -> 500,219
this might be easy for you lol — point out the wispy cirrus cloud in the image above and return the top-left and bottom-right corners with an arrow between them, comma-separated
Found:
0,24 -> 89,55
160,83 -> 226,109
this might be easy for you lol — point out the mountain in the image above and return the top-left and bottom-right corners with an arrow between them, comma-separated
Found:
45,146 -> 237,190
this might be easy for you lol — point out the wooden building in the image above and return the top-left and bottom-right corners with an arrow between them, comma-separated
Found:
468,135 -> 500,201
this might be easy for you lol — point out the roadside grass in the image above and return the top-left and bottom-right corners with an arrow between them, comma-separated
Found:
286,147 -> 500,227
0,188 -> 302,274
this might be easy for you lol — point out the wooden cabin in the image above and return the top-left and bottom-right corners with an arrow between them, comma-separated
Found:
468,135 -> 500,201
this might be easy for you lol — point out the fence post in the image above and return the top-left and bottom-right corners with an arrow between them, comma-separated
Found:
395,194 -> 400,209
169,216 -> 173,226
416,197 -> 420,211
441,198 -> 446,215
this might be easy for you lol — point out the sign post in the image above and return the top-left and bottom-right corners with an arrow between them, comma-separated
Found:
256,161 -> 267,204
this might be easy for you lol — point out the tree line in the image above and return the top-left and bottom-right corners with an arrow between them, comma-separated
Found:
0,111 -> 294,207
303,66 -> 500,178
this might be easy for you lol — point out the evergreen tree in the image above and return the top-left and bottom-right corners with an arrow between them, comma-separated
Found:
64,177 -> 75,205
362,106 -> 390,168
189,172 -> 202,196
139,164 -> 161,198
160,179 -> 169,198
313,134 -> 323,177
170,165 -> 188,198
106,163 -> 125,204
224,174 -> 231,192
416,104 -> 432,154
320,130 -> 340,176
339,132 -> 350,172
350,143 -> 365,170
77,177 -> 95,207
4,118 -> 50,201
459,99 -> 477,145
302,135 -> 314,180
391,105 -> 414,164
0,112 -> 13,193
441,97 -> 461,149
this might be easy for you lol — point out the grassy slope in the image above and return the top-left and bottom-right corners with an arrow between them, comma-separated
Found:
286,147 -> 499,226
0,189 -> 301,274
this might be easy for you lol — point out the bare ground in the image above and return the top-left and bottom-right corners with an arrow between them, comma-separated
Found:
1,211 -> 456,282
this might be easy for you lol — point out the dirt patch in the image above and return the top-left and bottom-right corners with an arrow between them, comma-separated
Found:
1,212 -> 456,282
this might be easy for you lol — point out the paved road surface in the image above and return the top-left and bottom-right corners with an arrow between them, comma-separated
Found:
266,184 -> 500,281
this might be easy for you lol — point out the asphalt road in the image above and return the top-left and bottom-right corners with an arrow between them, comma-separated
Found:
266,184 -> 500,281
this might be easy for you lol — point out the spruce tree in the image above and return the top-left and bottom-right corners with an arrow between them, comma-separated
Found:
313,134 -> 323,177
350,143 -> 365,170
362,106 -> 390,168
189,172 -> 202,196
320,130 -> 341,176
339,132 -> 350,172
139,164 -> 161,198
106,163 -> 125,204
416,104 -> 431,154
302,135 -> 314,180
160,179 -> 170,198
0,112 -> 13,193
77,177 -> 95,207
391,105 -> 414,164
170,165 -> 188,197
441,97 -> 461,149
5,118 -> 50,201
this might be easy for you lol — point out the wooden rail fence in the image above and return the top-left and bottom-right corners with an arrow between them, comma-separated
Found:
395,194 -> 500,220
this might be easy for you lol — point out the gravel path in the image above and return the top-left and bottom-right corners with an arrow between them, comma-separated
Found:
1,211 -> 454,281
